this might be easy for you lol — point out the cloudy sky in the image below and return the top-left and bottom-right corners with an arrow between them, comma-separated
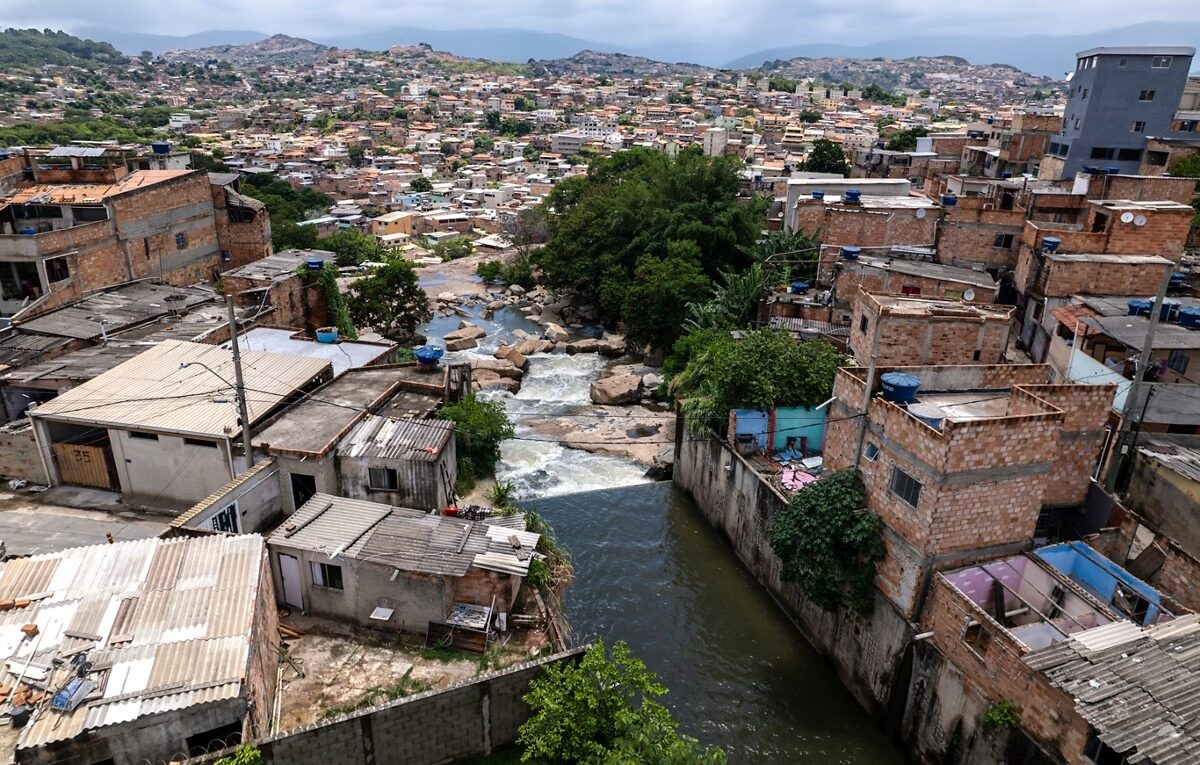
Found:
3,0 -> 1199,64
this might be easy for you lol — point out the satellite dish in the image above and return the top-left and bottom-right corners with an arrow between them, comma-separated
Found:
963,288 -> 976,302
1134,215 -> 1147,227
1120,212 -> 1135,224
915,208 -> 927,219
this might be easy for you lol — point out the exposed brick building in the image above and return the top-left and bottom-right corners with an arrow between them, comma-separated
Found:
816,247 -> 1000,312
220,249 -> 332,333
209,172 -> 273,268
824,363 -> 1114,617
848,290 -> 1014,366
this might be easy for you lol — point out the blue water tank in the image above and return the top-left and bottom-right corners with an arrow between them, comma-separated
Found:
1081,166 -> 1100,174
880,372 -> 921,404
1127,299 -> 1153,316
19,227 -> 36,236
315,327 -> 338,344
414,345 -> 445,365
841,246 -> 862,261
304,257 -> 325,271
1170,271 -> 1186,287
1160,300 -> 1180,322
844,189 -> 862,203
1178,307 -> 1200,328
811,190 -> 825,200
151,141 -> 170,155
790,280 -> 810,294
1104,166 -> 1121,175
941,194 -> 958,207
1042,236 -> 1062,253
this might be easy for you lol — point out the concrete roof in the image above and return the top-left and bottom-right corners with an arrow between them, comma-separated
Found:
1076,46 -> 1195,58
31,339 -> 331,437
7,170 -> 195,205
221,249 -> 335,282
228,327 -> 394,377
1083,316 -> 1200,351
1,534 -> 265,751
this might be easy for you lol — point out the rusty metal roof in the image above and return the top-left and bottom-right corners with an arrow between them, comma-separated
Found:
30,339 -> 331,438
0,534 -> 266,751
336,415 -> 454,462
1025,614 -> 1200,764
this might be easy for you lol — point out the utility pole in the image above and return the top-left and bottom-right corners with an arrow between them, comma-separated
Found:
1103,264 -> 1174,491
226,295 -> 254,465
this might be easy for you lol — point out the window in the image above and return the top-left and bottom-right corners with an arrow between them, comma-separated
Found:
889,466 -> 922,508
183,437 -> 218,448
174,231 -> 188,249
1081,88 -> 1089,100
901,285 -> 921,296
1090,147 -> 1115,160
1146,150 -> 1170,166
220,249 -> 232,263
1138,90 -> 1155,102
1131,121 -> 1146,133
864,443 -> 880,462
972,349 -> 982,361
368,466 -> 400,491
1118,58 -> 1127,67
127,431 -> 158,441
1117,148 -> 1143,162
962,622 -> 992,659
311,561 -> 344,590
944,289 -> 964,300
45,256 -> 69,283
1168,349 -> 1190,375
1084,733 -> 1134,765
992,233 -> 1014,249
859,315 -> 869,334
1180,120 -> 1197,133
1151,56 -> 1172,69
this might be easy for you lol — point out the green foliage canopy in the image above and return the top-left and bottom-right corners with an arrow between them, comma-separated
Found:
766,470 -> 884,614
435,395 -> 515,487
345,259 -> 430,341
802,139 -> 849,175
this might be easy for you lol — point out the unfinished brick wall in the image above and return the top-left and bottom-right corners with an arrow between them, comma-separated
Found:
210,184 -> 273,268
1017,385 -> 1115,507
830,265 -> 999,305
0,419 -> 48,484
920,577 -> 1091,764
849,298 -> 1012,367
451,567 -> 519,613
110,171 -> 222,284
936,206 -> 1026,270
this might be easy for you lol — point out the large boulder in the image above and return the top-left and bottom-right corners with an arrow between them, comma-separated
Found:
472,370 -> 520,394
514,339 -> 553,356
565,338 -> 604,355
589,374 -> 643,405
543,323 -> 570,343
472,358 -> 523,381
436,291 -> 459,303
444,324 -> 486,342
508,284 -> 526,295
445,336 -> 478,352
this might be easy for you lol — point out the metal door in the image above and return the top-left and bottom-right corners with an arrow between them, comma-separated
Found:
52,443 -> 116,489
278,553 -> 303,610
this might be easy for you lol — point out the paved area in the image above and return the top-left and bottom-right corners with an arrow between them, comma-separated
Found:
0,492 -> 169,557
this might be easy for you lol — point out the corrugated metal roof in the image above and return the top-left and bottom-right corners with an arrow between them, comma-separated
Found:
1137,434 -> 1200,484
336,415 -> 454,462
30,339 -> 331,437
1026,614 -> 1200,764
270,494 -> 538,577
45,146 -> 110,158
0,534 -> 264,751
14,283 -> 216,341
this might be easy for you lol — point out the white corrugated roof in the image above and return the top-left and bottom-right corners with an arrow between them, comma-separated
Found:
0,534 -> 266,750
30,339 -> 331,437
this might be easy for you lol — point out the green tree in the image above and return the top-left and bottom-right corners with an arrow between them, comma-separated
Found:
671,329 -> 848,431
523,143 -> 542,161
272,220 -> 319,251
1167,154 -> 1200,224
622,242 -> 711,352
886,127 -> 930,152
434,395 -> 515,488
431,237 -> 474,261
476,260 -> 503,282
473,133 -> 495,153
802,139 -> 849,175
409,175 -> 433,192
347,144 -> 365,165
345,259 -> 430,341
766,470 -> 884,614
325,228 -> 387,266
518,640 -> 725,765
535,147 -> 764,327
797,109 -> 822,123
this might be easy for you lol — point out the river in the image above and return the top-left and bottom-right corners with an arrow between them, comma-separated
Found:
420,290 -> 903,763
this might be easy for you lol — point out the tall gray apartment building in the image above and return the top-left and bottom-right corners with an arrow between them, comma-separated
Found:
1043,45 -> 1196,178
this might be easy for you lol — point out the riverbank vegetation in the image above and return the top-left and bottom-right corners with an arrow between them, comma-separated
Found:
435,395 -> 515,493
517,639 -> 725,764
766,470 -> 884,614
345,259 -> 430,341
297,262 -> 356,339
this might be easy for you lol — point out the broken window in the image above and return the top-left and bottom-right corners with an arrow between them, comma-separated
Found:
311,561 -> 344,590
369,466 -> 400,491
962,621 -> 992,658
864,443 -> 880,462
45,256 -> 69,283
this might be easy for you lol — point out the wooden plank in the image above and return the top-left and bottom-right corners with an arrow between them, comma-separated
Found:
52,443 -> 114,489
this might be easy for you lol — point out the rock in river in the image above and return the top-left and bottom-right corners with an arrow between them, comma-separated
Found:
590,374 -> 643,405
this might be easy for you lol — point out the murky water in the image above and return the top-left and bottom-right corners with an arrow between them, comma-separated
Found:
419,293 -> 902,764
528,483 -> 905,765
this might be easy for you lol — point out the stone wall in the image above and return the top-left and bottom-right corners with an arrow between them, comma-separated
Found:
189,649 -> 586,765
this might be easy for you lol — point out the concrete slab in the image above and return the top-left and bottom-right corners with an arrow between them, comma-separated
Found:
0,496 -> 168,557
228,327 -> 395,376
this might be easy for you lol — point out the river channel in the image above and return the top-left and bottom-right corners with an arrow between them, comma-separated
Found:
420,289 -> 903,763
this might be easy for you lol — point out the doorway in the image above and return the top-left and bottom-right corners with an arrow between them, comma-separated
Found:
278,553 -> 303,610
290,473 -> 316,511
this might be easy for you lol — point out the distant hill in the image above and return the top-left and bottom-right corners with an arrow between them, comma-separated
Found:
756,55 -> 1055,93
321,27 -> 613,63
73,27 -> 267,56
161,34 -> 329,66
0,28 -> 125,70
729,21 -> 1200,76
532,50 -> 709,78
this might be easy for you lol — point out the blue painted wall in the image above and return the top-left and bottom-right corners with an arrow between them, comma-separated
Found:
773,406 -> 825,452
1036,541 -> 1163,626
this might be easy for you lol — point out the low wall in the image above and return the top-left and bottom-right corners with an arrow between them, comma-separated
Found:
0,419 -> 48,484
190,648 -> 585,765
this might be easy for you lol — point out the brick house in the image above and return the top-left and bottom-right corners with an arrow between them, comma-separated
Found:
266,494 -> 538,638
816,247 -> 1000,314
220,249 -> 333,333
823,363 -> 1114,617
848,289 -> 1014,366
209,172 -> 273,268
